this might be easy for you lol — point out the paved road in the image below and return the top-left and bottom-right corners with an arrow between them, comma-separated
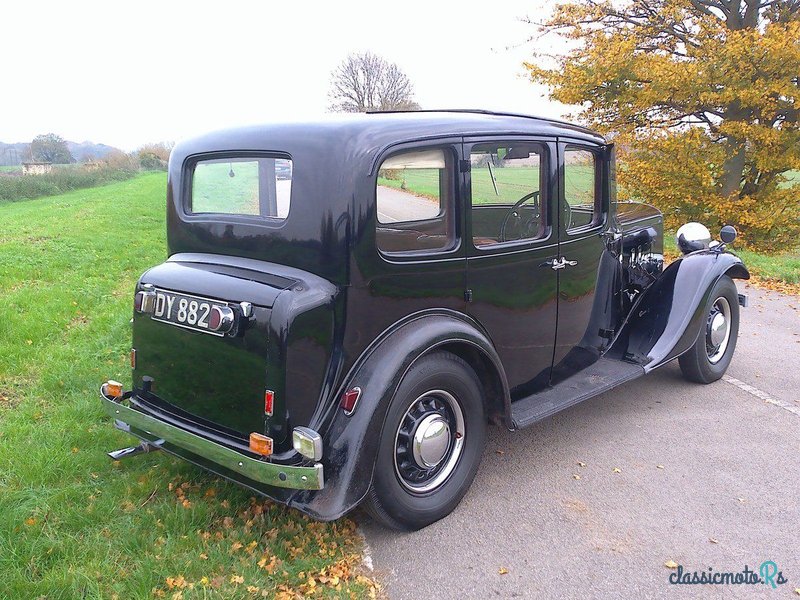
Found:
377,186 -> 439,223
358,282 -> 800,599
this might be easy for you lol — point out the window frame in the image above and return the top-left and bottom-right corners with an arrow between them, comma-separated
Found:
373,141 -> 461,260
182,151 -> 293,227
561,143 -> 605,236
466,138 -> 553,253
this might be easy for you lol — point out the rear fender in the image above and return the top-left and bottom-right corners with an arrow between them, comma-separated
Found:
288,310 -> 509,521
611,250 -> 749,371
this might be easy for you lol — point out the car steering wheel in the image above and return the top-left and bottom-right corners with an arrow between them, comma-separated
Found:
500,191 -> 541,243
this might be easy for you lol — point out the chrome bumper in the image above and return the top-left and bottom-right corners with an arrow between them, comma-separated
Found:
99,387 -> 324,490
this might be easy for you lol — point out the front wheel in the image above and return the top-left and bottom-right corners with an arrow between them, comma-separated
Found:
679,275 -> 740,384
364,351 -> 486,531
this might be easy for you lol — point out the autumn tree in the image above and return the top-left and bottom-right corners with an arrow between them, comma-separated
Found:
526,0 -> 800,251
328,52 -> 420,113
30,133 -> 73,164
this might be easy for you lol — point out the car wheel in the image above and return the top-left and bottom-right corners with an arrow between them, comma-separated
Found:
678,275 -> 740,384
364,351 -> 487,531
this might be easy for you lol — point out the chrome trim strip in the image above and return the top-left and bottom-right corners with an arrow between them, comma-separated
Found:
99,388 -> 323,490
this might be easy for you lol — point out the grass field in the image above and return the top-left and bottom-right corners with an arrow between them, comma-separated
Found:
0,174 -> 375,599
378,166 -> 594,206
0,165 -> 22,174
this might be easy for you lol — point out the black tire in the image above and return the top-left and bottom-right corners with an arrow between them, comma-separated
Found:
364,351 -> 487,531
679,275 -> 740,384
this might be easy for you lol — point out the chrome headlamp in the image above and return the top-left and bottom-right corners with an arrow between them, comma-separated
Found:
676,222 -> 711,254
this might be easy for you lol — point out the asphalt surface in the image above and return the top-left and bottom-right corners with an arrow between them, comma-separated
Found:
358,282 -> 800,599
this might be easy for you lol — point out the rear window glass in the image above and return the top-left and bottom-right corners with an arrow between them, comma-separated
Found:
190,157 -> 291,219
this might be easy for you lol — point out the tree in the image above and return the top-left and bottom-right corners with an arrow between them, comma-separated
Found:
526,1 -> 800,251
30,133 -> 73,164
135,142 -> 173,171
328,52 -> 420,113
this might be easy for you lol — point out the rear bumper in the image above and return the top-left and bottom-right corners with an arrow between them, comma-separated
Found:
99,386 -> 324,491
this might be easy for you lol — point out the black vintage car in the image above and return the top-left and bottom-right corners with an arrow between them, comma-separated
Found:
101,110 -> 749,530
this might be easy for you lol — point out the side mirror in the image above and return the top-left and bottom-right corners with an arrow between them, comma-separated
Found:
720,225 -> 737,244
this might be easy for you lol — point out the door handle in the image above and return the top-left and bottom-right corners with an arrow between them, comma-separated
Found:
540,258 -> 565,270
540,257 -> 578,270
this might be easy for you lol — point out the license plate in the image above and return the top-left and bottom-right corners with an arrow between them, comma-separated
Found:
151,289 -> 227,336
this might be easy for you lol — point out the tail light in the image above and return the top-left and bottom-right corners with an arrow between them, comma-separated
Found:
264,390 -> 274,416
249,432 -> 273,456
209,306 -> 235,333
134,290 -> 156,313
340,387 -> 362,415
105,380 -> 123,398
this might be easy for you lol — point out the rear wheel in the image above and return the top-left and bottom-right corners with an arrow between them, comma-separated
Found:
679,275 -> 740,384
364,351 -> 486,531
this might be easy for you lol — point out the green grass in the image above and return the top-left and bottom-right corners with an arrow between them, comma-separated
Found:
0,174 -> 374,599
378,165 -> 594,207
0,165 -> 22,173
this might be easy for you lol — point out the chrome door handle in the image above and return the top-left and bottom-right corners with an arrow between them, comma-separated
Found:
541,257 -> 578,270
541,258 -> 565,270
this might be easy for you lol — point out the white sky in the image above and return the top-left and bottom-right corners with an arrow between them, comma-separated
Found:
2,0 -> 571,151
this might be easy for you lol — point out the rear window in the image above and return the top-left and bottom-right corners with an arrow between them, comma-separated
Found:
190,156 -> 291,219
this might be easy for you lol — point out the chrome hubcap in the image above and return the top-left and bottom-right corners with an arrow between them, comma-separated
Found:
412,414 -> 451,468
706,296 -> 732,364
709,312 -> 727,347
394,390 -> 465,494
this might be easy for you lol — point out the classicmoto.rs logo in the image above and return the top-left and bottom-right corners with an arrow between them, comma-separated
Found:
668,561 -> 788,589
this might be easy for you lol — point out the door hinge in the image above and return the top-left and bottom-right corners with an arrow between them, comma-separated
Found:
464,289 -> 473,302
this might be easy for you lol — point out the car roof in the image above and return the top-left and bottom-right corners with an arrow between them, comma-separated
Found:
172,110 -> 606,166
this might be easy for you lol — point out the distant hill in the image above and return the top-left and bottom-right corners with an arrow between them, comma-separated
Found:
0,140 -> 121,165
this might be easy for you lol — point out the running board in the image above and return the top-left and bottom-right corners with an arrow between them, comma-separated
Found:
511,358 -> 645,429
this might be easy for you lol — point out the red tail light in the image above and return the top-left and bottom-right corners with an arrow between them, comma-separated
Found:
341,387 -> 362,415
264,390 -> 274,416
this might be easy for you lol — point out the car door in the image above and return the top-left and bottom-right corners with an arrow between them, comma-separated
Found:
551,140 -> 613,383
464,137 -> 559,398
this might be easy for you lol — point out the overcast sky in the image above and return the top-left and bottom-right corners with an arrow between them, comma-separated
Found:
3,0 -> 570,151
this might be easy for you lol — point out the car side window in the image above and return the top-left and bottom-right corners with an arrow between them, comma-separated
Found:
469,143 -> 545,247
564,148 -> 597,231
376,148 -> 457,255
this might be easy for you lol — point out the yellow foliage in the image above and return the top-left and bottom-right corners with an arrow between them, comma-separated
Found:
527,0 -> 800,252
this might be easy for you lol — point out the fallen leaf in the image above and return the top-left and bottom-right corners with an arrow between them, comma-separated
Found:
793,588 -> 800,596
664,560 -> 679,569
737,497 -> 746,503
573,474 -> 581,480
656,465 -> 664,470
577,461 -> 587,467
230,574 -> 244,585
709,538 -> 718,544
612,467 -> 622,473
71,447 -> 79,454
495,450 -> 505,455
199,553 -> 208,560
498,567 -> 509,575
24,517 -> 37,526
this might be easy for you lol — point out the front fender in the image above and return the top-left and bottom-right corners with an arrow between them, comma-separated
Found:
611,250 -> 749,371
287,309 -> 508,521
